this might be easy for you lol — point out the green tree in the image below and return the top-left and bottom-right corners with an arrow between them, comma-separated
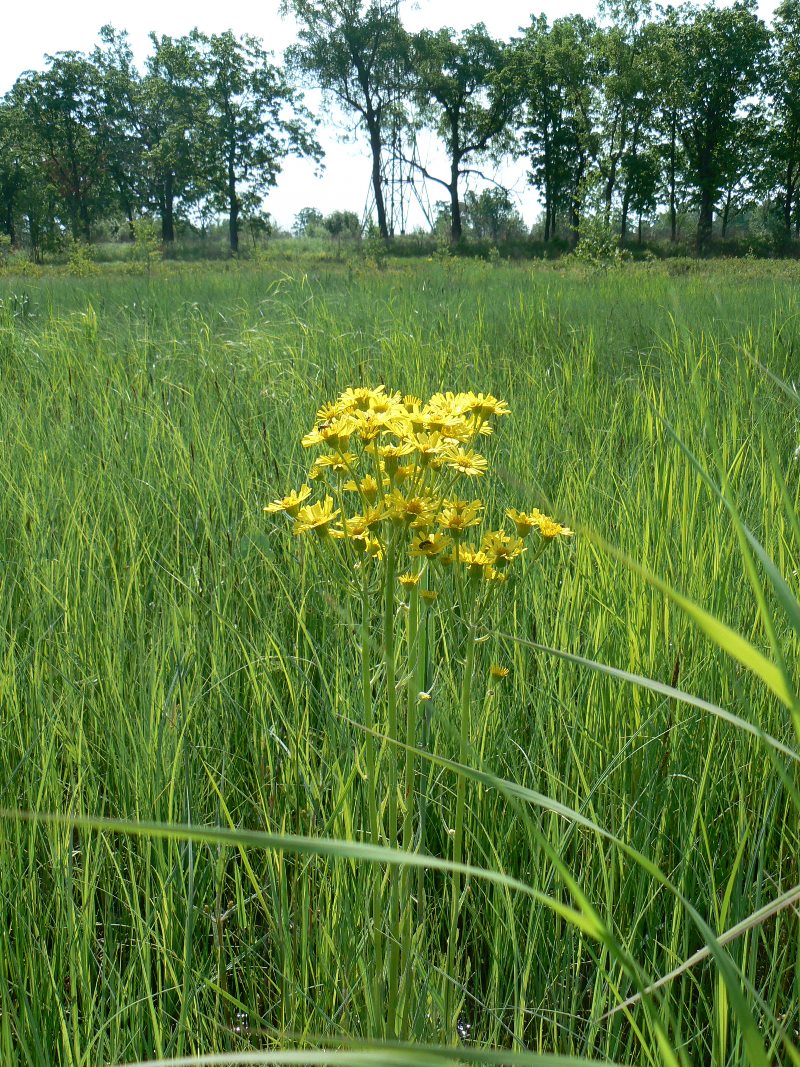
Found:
505,15 -> 598,242
620,144 -> 660,240
592,1 -> 662,239
293,206 -> 325,236
668,0 -> 770,250
0,98 -> 27,245
192,30 -> 321,254
463,187 -> 526,240
14,51 -> 114,240
90,26 -> 147,236
285,0 -> 408,240
765,0 -> 800,237
409,24 -> 512,243
322,209 -> 361,237
141,34 -> 207,243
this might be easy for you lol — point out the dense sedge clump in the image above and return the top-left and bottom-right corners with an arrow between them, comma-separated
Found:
264,385 -> 572,583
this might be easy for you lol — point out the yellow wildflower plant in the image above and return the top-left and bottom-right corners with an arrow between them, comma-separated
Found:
263,384 -> 572,1041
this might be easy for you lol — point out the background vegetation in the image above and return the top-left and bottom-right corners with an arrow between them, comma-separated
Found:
2,0 -> 800,259
0,256 -> 798,1063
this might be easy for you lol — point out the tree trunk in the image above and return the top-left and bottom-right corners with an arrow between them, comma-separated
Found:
544,193 -> 552,243
80,200 -> 92,243
784,162 -> 796,236
161,172 -> 175,243
449,157 -> 462,244
604,160 -> 617,225
697,183 -> 714,253
228,153 -> 239,254
448,117 -> 462,244
669,115 -> 677,243
1,199 -> 14,244
366,113 -> 388,240
721,189 -> 732,239
620,186 -> 631,242
638,214 -> 643,244
569,155 -> 586,246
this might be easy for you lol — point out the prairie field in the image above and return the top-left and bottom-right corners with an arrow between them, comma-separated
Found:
0,258 -> 799,1066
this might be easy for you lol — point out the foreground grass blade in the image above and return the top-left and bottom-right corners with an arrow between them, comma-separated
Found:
603,882 -> 800,1019
348,723 -> 795,1063
583,527 -> 797,710
122,1047 -> 620,1067
0,810 -> 603,939
489,633 -> 798,764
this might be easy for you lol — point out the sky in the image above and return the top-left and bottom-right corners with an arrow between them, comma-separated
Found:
0,0 -> 781,232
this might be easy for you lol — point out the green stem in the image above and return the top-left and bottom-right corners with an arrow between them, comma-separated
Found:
400,571 -> 422,1036
361,569 -> 383,1034
384,540 -> 400,1037
445,604 -> 478,1040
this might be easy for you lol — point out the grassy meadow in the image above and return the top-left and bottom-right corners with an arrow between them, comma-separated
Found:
0,257 -> 799,1066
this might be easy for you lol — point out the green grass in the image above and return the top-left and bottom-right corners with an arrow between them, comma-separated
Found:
0,258 -> 798,1065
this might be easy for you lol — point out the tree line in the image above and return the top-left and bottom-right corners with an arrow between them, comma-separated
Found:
1,0 -> 799,257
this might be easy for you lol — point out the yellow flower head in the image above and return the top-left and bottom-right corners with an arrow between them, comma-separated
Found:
303,414 -> 358,451
363,534 -> 384,559
309,452 -> 357,479
410,431 -> 448,465
376,440 -> 415,477
338,384 -> 386,412
410,531 -> 452,558
368,390 -> 403,414
353,410 -> 391,442
506,508 -> 545,538
293,496 -> 340,538
457,544 -> 492,578
445,448 -> 489,477
343,507 -> 385,538
427,391 -> 473,419
315,401 -> 342,422
437,500 -> 483,534
377,441 -> 415,461
466,393 -> 511,420
393,462 -> 416,485
537,516 -> 574,541
481,529 -> 526,566
398,571 -> 421,587
490,664 -> 510,680
385,490 -> 437,528
343,473 -> 385,503
420,589 -> 439,604
263,484 -> 312,517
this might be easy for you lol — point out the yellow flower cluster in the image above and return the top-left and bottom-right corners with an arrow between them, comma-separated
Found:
264,386 -> 572,580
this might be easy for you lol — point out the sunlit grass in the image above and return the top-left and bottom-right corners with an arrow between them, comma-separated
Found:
0,259 -> 798,1065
